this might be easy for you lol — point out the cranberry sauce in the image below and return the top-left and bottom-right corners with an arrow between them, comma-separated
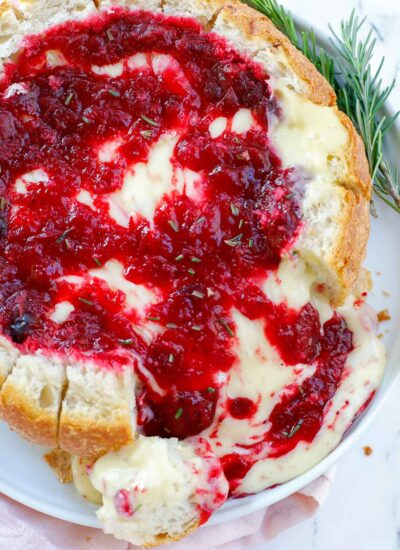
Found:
0,9 -> 353,484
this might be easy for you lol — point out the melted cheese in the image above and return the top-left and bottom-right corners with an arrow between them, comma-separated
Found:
107,135 -> 178,227
50,301 -> 75,324
203,309 -> 316,456
76,190 -> 95,210
92,62 -> 124,78
127,53 -> 149,71
14,169 -> 48,194
98,138 -> 122,163
271,86 -> 348,177
209,117 -> 227,139
264,257 -> 333,323
4,82 -> 28,99
89,260 -> 158,314
71,456 -> 102,505
46,50 -> 67,67
175,167 -> 203,202
238,301 -> 385,494
151,53 -> 175,74
263,258 -> 314,310
231,108 -> 254,134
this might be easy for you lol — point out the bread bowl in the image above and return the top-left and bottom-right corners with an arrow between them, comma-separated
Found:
0,0 -> 385,545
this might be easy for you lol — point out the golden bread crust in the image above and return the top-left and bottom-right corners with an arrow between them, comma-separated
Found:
215,1 -> 336,106
143,519 -> 200,547
44,448 -> 73,483
59,414 -> 134,458
0,384 -> 59,446
329,112 -> 372,300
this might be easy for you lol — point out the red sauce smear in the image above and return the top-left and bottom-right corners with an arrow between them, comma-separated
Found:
0,9 -> 353,490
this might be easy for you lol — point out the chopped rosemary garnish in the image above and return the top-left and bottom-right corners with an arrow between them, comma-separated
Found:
249,0 -> 400,214
192,290 -> 205,299
187,268 -> 196,276
219,318 -> 234,337
0,197 -> 7,211
141,114 -> 159,127
196,216 -> 206,224
108,89 -> 120,98
148,315 -> 161,322
285,419 -> 304,439
168,220 -> 179,233
140,129 -> 152,139
166,322 -> 178,329
79,297 -> 94,306
230,203 -> 239,216
168,353 -> 174,363
191,325 -> 202,331
64,92 -> 73,106
118,338 -> 133,346
207,387 -> 216,393
175,254 -> 184,262
106,29 -> 114,41
191,256 -> 201,263
248,239 -> 254,248
93,256 -> 102,267
56,227 -> 73,244
238,219 -> 244,229
82,116 -> 91,124
175,407 -> 183,419
224,234 -> 243,247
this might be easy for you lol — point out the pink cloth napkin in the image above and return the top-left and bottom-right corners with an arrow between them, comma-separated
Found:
0,468 -> 335,550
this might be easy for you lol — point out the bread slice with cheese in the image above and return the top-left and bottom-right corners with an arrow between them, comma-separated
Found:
0,0 -> 371,482
71,436 -> 229,547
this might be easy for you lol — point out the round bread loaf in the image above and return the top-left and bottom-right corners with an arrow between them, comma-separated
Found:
0,1 -> 374,535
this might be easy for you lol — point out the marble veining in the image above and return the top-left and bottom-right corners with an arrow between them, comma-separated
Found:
252,1 -> 400,549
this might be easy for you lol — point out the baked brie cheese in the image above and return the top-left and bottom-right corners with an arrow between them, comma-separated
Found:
0,0 -> 385,546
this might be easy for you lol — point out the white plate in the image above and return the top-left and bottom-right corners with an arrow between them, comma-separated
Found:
0,17 -> 399,531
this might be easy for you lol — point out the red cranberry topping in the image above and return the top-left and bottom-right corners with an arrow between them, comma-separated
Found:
114,488 -> 136,518
0,9 -> 355,491
229,397 -> 257,419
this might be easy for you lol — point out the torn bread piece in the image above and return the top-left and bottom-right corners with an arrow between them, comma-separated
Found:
87,436 -> 228,547
0,353 -> 65,447
59,361 -> 136,458
44,448 -> 73,484
0,0 -> 97,65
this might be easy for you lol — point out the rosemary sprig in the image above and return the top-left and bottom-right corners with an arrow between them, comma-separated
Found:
248,0 -> 400,213
330,14 -> 400,213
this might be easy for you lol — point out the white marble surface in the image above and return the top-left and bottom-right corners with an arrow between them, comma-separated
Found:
253,1 -> 400,549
